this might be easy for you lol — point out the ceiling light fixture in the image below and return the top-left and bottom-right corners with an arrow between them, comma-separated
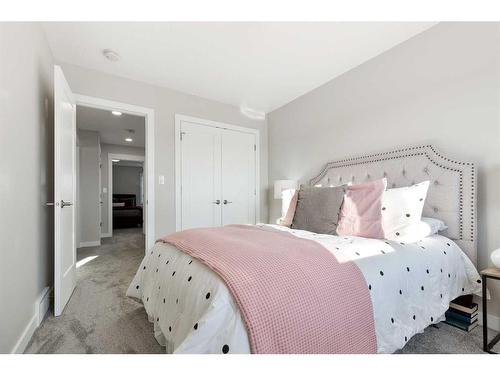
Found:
102,49 -> 121,62
125,138 -> 133,142
111,111 -> 122,116
240,105 -> 266,120
112,159 -> 120,162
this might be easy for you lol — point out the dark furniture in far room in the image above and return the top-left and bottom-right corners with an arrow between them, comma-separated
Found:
481,267 -> 500,354
113,194 -> 143,229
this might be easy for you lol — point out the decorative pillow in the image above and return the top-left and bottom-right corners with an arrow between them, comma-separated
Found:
291,185 -> 347,234
382,181 -> 430,240
387,217 -> 447,243
336,178 -> 387,239
277,189 -> 298,227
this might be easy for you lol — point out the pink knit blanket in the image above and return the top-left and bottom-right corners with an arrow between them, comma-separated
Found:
159,225 -> 376,354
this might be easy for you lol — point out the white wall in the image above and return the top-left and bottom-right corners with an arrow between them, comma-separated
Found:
268,23 -> 500,319
0,23 -> 54,353
78,129 -> 101,245
100,143 -> 145,235
60,63 -> 269,239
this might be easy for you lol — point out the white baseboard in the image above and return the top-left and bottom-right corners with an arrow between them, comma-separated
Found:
100,232 -> 111,238
10,286 -> 51,354
79,240 -> 101,248
479,311 -> 500,332
35,286 -> 51,326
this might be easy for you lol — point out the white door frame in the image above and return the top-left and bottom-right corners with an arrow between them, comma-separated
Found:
174,114 -> 260,231
108,153 -> 145,238
75,94 -> 155,250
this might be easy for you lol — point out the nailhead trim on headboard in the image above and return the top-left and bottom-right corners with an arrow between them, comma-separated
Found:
309,145 -> 476,263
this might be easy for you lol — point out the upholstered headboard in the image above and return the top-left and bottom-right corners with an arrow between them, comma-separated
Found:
309,145 -> 477,265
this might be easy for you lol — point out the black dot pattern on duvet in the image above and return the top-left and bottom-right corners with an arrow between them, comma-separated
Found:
172,271 -> 176,276
189,260 -> 193,265
379,271 -> 384,276
399,289 -> 402,295
477,279 -> 482,284
222,345 -> 230,354
136,285 -> 139,289
194,323 -> 198,330
188,276 -> 192,282
368,284 -> 372,290
206,292 -> 211,299
169,326 -> 172,332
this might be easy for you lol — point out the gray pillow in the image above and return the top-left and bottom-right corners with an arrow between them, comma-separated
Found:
291,185 -> 346,234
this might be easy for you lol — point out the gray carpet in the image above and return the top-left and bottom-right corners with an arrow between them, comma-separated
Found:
25,228 -> 498,354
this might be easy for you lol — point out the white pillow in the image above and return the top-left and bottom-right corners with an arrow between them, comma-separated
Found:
386,217 -> 447,243
382,181 -> 430,240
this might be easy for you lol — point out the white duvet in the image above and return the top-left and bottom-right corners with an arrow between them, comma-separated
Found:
126,224 -> 481,354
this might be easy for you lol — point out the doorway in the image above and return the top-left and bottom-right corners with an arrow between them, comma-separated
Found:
75,95 -> 155,251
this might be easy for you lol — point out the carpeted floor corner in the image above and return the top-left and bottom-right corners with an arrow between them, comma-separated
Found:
25,228 -> 498,354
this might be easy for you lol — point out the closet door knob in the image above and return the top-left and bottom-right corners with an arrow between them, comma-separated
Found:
212,200 -> 221,205
223,200 -> 232,205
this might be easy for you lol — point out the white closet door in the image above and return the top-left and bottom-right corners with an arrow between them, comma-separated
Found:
221,129 -> 256,225
180,121 -> 222,229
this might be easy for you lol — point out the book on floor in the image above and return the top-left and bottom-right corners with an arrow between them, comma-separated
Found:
444,317 -> 479,332
448,301 -> 478,315
445,309 -> 478,324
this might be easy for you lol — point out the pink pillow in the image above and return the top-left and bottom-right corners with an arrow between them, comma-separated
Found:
336,178 -> 387,239
280,190 -> 298,227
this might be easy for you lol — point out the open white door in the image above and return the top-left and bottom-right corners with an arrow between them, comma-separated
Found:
54,66 -> 77,316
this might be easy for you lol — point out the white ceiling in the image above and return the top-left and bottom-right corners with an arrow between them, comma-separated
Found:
76,105 -> 145,147
43,22 -> 437,113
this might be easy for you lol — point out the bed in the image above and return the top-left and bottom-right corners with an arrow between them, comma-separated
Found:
127,145 -> 481,354
113,194 -> 143,229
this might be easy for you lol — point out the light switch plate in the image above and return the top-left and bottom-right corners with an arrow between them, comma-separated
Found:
102,187 -> 107,193
159,175 -> 165,185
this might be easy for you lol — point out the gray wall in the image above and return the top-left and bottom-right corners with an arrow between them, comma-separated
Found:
78,130 -> 101,245
60,63 -> 269,239
113,165 -> 143,202
268,23 -> 500,318
0,23 -> 54,353
100,143 -> 145,235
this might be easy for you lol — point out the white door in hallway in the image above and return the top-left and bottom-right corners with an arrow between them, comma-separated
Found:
54,66 -> 77,316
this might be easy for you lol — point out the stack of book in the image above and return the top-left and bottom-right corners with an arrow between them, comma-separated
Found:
445,295 -> 479,332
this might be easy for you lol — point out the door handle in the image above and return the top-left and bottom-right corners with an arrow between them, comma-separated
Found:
212,200 -> 221,205
223,200 -> 233,205
61,200 -> 73,208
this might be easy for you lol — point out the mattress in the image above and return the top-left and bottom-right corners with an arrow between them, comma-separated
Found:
126,224 -> 481,354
